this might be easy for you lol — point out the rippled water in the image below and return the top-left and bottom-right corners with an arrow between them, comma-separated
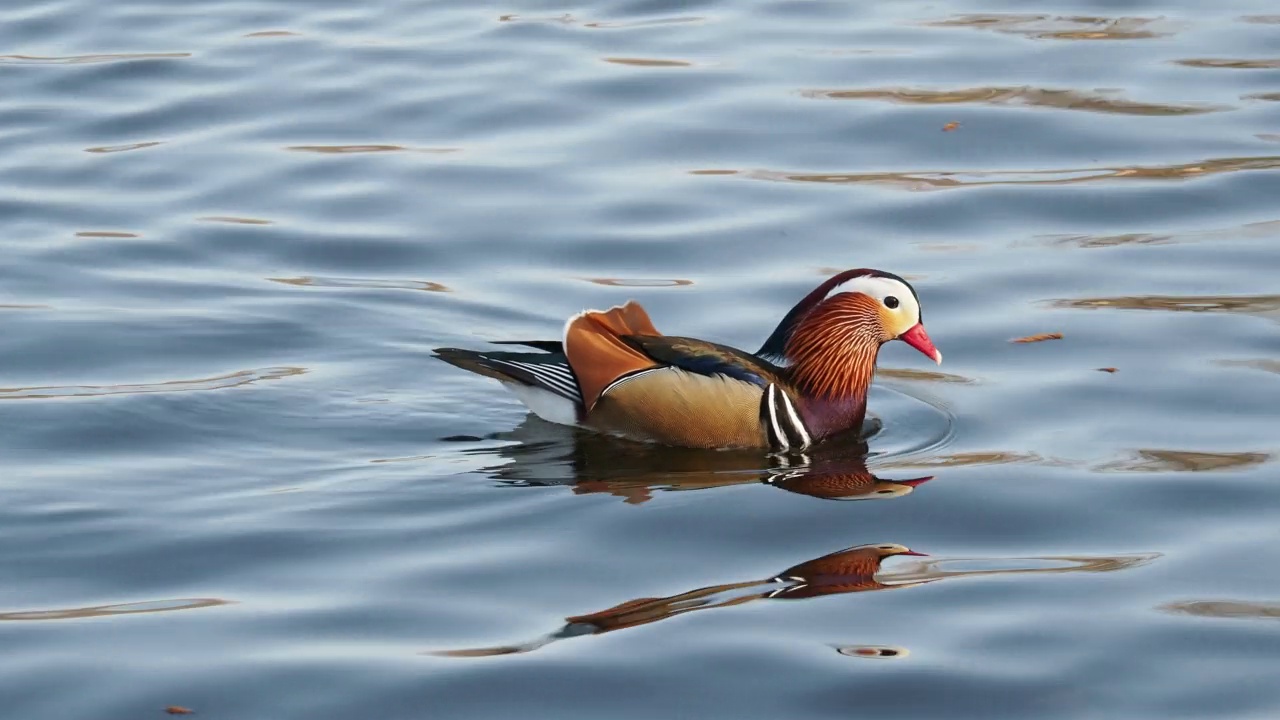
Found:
2,1 -> 1279,717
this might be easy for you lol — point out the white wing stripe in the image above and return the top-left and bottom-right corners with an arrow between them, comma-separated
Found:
491,359 -> 581,400
599,366 -> 668,398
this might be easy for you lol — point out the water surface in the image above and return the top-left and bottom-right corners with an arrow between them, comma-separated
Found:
2,0 -> 1279,717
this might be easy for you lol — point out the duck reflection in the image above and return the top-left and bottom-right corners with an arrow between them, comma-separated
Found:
464,417 -> 931,503
432,544 -> 1157,658
433,542 -> 924,658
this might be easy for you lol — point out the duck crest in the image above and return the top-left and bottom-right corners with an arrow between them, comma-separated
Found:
756,268 -> 884,361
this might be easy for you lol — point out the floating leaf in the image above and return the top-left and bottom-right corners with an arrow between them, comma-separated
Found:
942,121 -> 961,131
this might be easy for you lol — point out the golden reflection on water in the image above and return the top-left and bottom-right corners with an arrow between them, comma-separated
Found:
1162,600 -> 1280,619
1095,449 -> 1271,473
921,14 -> 1177,39
198,215 -> 274,225
432,544 -> 1156,657
84,141 -> 164,154
0,53 -> 191,64
602,57 -> 693,67
1177,58 -> 1280,69
269,276 -> 450,292
0,367 -> 305,400
801,86 -> 1223,116
0,598 -> 230,621
705,155 -> 1280,192
877,451 -> 1044,469
878,367 -> 977,384
583,277 -> 693,287
1219,359 -> 1280,375
1052,294 -> 1280,315
75,231 -> 140,239
285,145 -> 460,154
1037,219 -> 1280,248
499,14 -> 703,29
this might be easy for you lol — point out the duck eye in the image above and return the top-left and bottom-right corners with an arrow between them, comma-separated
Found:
884,296 -> 900,309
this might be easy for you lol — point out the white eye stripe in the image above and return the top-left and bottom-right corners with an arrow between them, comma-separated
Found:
824,276 -> 920,325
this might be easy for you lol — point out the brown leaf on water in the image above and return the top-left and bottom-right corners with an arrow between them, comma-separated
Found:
1011,332 -> 1063,343
165,707 -> 194,715
942,121 -> 960,131
1097,367 -> 1118,373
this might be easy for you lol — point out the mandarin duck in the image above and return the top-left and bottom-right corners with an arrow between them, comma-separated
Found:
434,269 -> 940,452
433,543 -> 926,657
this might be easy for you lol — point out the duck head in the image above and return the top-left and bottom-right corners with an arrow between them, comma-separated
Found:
758,269 -> 940,399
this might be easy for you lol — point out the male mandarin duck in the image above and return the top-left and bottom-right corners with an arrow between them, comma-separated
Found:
434,268 -> 940,452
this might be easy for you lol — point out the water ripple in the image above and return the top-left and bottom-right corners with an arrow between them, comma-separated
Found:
75,231 -> 141,239
877,367 -> 978,385
1219,359 -> 1280,375
0,367 -> 306,400
84,141 -> 164,154
243,30 -> 302,38
1094,449 -> 1271,473
1162,600 -> 1280,619
801,86 -> 1225,115
602,57 -> 695,68
198,216 -> 274,225
1037,219 -> 1280,248
920,14 -> 1178,40
1176,58 -> 1280,69
269,276 -> 450,292
1052,294 -> 1280,315
499,14 -> 705,30
0,52 -> 191,65
583,277 -> 693,287
701,155 -> 1280,191
0,598 -> 230,621
285,145 -> 460,154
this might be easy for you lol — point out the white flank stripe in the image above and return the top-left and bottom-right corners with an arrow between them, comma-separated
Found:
766,384 -> 790,451
778,389 -> 811,448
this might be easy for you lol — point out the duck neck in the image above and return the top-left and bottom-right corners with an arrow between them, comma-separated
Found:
786,337 -> 879,441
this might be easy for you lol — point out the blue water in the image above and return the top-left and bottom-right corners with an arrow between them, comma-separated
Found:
2,1 -> 1279,717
